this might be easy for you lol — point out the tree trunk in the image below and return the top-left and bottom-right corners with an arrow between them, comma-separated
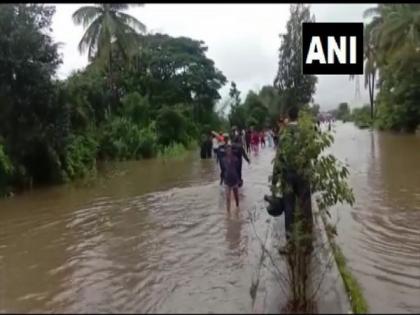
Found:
108,47 -> 119,116
369,71 -> 375,120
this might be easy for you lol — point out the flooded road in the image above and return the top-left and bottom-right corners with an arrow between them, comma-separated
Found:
0,148 -> 277,313
1,122 -> 419,313
329,122 -> 420,313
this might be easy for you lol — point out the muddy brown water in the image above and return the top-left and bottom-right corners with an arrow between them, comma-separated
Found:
0,148 -> 279,313
1,123 -> 419,313
328,122 -> 420,313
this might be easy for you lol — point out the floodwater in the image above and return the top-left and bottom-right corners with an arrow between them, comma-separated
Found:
0,122 -> 419,313
328,122 -> 420,313
0,147 -> 279,313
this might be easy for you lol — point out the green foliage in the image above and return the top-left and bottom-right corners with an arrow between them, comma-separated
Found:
323,215 -> 369,314
228,82 -> 247,129
273,4 -> 317,110
336,102 -> 351,122
331,240 -> 369,314
310,104 -> 320,117
0,145 -> 13,196
271,111 -> 355,214
72,4 -> 146,64
374,66 -> 420,132
120,92 -> 150,125
228,87 -> 275,131
352,105 -> 372,129
65,66 -> 111,127
0,4 -> 66,186
244,91 -> 269,130
364,4 -> 420,132
155,106 -> 190,147
124,34 -> 227,123
0,5 -> 228,196
98,117 -> 157,160
158,142 -> 188,159
259,85 -> 285,126
138,125 -> 158,159
270,110 -> 355,311
63,133 -> 98,180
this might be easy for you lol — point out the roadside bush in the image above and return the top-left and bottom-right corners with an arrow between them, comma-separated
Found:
351,105 -> 372,129
155,106 -> 189,146
99,117 -> 157,160
375,100 -> 420,132
0,144 -> 13,196
120,92 -> 150,126
158,142 -> 187,159
138,124 -> 158,158
63,133 -> 98,180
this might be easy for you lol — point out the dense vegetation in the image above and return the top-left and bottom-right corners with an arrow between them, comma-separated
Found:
351,105 -> 372,129
2,3 -> 419,198
347,4 -> 420,132
228,4 -> 318,130
0,4 -> 227,196
335,103 -> 351,122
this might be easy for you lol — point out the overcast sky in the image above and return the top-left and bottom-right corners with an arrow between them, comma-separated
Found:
51,3 -> 374,111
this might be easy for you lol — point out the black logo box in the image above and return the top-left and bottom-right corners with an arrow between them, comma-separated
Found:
302,22 -> 364,75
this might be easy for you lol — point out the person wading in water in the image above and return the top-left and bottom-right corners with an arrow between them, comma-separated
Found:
222,144 -> 241,212
231,134 -> 250,187
212,131 -> 228,185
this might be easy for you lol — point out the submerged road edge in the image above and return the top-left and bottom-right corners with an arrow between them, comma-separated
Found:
311,204 -> 352,314
252,199 -> 353,314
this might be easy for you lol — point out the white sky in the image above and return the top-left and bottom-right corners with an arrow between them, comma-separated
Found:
51,3 -> 374,111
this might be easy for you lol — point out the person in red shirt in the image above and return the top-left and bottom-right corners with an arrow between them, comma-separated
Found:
251,130 -> 260,154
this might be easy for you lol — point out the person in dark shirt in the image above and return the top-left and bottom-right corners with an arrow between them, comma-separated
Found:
231,135 -> 250,187
200,134 -> 207,159
222,145 -> 240,212
200,133 -> 213,159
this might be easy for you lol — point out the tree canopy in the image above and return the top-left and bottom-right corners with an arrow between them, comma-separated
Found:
274,4 -> 317,111
363,4 -> 420,132
0,4 -> 228,196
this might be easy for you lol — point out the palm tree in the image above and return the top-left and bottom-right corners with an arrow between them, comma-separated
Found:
72,4 -> 146,113
359,4 -> 420,120
349,5 -> 385,120
375,5 -> 420,72
73,4 -> 146,63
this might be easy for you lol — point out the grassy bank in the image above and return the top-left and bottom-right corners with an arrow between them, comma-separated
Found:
322,215 -> 369,314
157,141 -> 197,160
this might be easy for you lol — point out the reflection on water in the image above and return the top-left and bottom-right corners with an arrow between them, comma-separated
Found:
0,149 -> 276,313
329,122 -> 420,313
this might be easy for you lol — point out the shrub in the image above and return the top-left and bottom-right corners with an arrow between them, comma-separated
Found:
351,105 -> 372,129
120,92 -> 150,126
138,125 -> 158,158
155,106 -> 189,146
63,133 -> 98,180
0,145 -> 13,196
98,117 -> 157,160
158,142 -> 187,159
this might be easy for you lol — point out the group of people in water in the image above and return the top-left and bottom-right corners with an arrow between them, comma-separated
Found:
200,126 -> 283,212
199,109 -> 334,252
